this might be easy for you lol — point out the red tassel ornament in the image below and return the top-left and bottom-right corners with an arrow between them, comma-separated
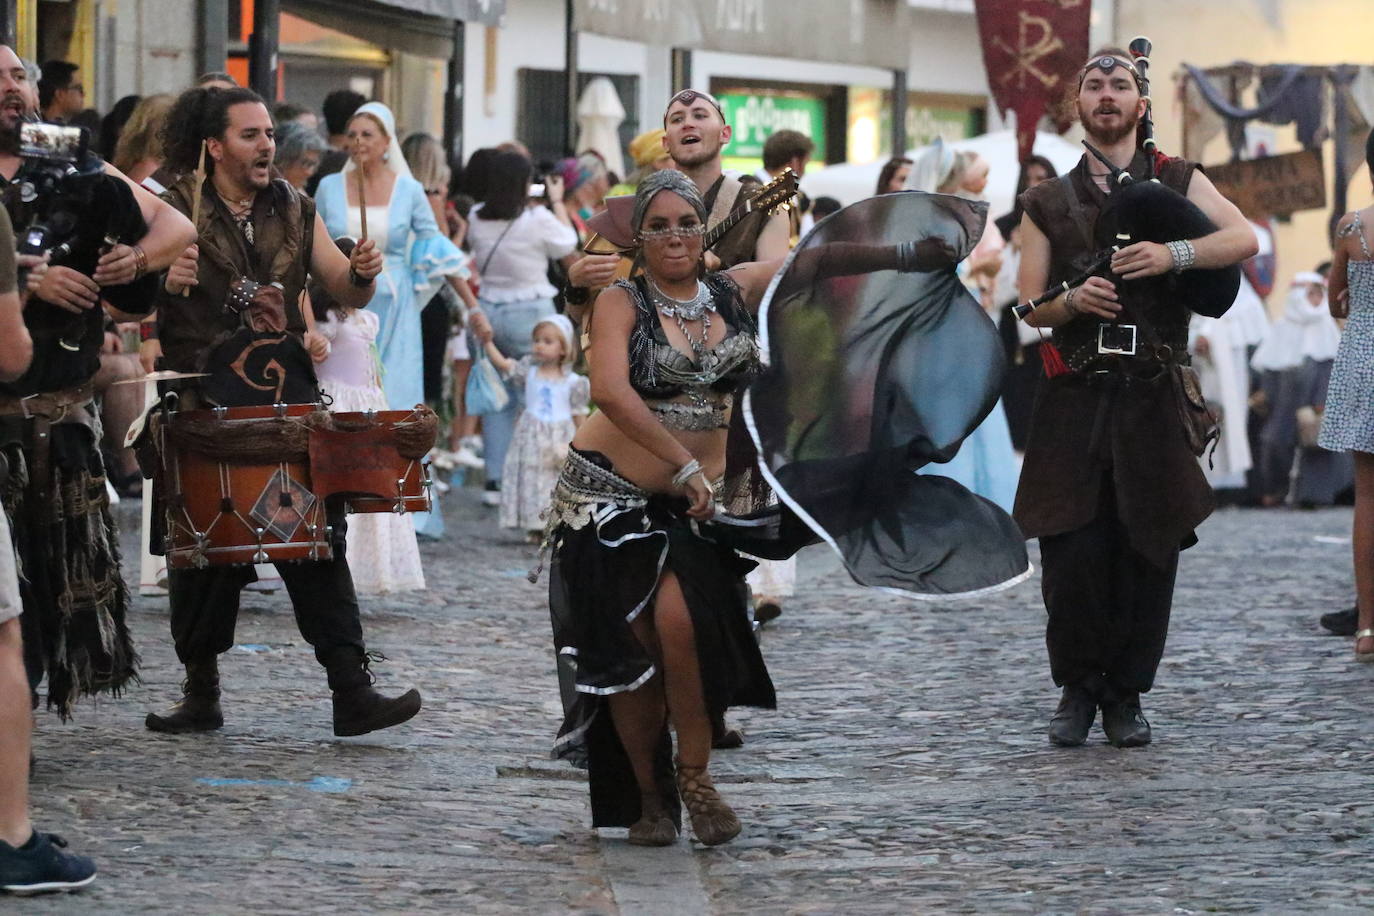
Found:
1039,335 -> 1070,379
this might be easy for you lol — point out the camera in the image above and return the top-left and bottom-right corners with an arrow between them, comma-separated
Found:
7,123 -> 103,257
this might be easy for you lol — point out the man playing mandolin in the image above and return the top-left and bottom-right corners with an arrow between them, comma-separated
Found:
564,88 -> 792,320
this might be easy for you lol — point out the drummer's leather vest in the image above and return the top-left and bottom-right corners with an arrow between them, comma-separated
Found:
157,176 -> 316,385
1019,153 -> 1197,372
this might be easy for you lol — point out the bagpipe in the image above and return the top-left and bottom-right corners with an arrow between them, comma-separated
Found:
1013,36 -> 1241,324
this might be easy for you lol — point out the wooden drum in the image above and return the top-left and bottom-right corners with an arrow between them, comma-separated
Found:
162,404 -> 333,569
308,409 -> 434,515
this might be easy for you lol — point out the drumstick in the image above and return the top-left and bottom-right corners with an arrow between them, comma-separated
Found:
183,140 -> 207,298
355,160 -> 368,241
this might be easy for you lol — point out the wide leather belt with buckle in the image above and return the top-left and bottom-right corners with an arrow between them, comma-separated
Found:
0,381 -> 96,420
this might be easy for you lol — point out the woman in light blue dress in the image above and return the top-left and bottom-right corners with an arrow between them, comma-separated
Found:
908,144 -> 1019,511
316,102 -> 473,538
315,101 -> 471,412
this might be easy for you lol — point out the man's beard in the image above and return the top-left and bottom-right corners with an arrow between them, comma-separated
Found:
1080,102 -> 1140,146
227,158 -> 271,192
670,135 -> 722,169
0,96 -> 26,155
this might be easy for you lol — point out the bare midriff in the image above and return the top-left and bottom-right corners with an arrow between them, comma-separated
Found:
571,396 -> 728,494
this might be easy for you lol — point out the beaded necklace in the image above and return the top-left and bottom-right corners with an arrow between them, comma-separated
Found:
647,276 -> 716,359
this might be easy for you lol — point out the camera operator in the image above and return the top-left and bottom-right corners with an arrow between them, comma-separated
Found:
0,44 -> 196,715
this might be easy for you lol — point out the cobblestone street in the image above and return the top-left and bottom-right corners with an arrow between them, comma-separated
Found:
20,485 -> 1374,914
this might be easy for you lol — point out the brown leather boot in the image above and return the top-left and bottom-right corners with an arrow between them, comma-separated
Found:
675,759 -> 741,846
323,648 -> 422,737
145,659 -> 224,733
627,791 -> 678,847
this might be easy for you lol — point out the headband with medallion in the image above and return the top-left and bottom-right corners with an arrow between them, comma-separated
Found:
1077,55 -> 1145,92
663,89 -> 724,125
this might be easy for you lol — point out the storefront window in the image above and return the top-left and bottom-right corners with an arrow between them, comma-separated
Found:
847,87 -> 987,162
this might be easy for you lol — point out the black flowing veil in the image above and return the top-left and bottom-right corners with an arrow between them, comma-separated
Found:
740,191 -> 1031,598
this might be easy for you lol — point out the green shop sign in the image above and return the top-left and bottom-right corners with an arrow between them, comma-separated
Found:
718,93 -> 827,162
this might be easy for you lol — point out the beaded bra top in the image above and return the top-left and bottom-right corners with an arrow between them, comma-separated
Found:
618,274 -> 762,400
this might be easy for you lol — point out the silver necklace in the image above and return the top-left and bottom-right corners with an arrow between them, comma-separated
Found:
648,277 -> 713,321
648,277 -> 716,359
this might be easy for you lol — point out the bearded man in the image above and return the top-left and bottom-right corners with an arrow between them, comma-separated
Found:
142,85 -> 422,738
1014,49 -> 1256,748
0,44 -> 197,714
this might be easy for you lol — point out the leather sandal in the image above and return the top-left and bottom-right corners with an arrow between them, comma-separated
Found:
1355,628 -> 1374,663
627,792 -> 678,847
674,759 -> 740,846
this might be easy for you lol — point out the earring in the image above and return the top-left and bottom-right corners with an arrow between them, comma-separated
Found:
382,152 -> 390,162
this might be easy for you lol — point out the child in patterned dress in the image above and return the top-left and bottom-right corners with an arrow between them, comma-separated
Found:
479,314 -> 589,535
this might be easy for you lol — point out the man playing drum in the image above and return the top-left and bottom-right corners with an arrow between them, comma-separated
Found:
143,84 -> 422,737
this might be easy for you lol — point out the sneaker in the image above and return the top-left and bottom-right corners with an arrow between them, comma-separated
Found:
428,449 -> 457,471
453,445 -> 486,470
481,483 -> 501,507
460,434 -> 484,457
0,832 -> 96,895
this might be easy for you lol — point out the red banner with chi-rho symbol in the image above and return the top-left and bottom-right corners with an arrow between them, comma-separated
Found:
974,0 -> 1092,161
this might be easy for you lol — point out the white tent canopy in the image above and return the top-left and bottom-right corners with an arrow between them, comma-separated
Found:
800,129 -> 1088,221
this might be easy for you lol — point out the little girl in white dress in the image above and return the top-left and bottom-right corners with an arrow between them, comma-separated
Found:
314,279 -> 427,595
481,314 -> 589,533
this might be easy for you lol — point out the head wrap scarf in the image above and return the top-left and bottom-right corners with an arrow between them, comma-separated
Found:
629,128 -> 669,168
341,101 -> 412,181
631,168 -> 707,240
904,137 -> 958,194
557,151 -> 608,196
1250,272 -> 1340,371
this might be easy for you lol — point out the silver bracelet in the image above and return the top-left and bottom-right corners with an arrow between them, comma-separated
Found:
1166,239 -> 1196,273
1063,285 -> 1080,316
895,240 -> 919,272
672,459 -> 702,490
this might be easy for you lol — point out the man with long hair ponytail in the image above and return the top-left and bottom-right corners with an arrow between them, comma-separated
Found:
142,84 -> 424,739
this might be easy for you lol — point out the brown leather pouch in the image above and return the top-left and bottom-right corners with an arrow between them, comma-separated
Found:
1171,364 -> 1220,460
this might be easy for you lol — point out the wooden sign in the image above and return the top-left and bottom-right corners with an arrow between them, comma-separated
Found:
1206,150 -> 1326,219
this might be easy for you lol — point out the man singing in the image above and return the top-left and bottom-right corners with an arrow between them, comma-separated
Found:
0,45 -> 197,715
1015,49 -> 1256,747
143,85 -> 422,738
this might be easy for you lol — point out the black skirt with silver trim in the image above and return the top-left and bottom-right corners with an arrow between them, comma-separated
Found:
548,448 -> 776,829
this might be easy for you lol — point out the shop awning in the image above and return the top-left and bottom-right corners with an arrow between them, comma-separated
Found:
285,0 -> 505,58
573,0 -> 909,71
373,0 -> 505,24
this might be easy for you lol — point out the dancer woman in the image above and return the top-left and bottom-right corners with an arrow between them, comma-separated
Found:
545,171 -> 1012,848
